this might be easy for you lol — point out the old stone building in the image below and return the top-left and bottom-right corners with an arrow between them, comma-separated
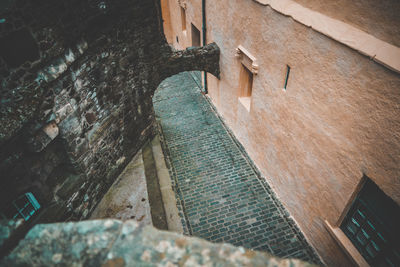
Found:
0,0 -> 399,266
0,0 -> 218,220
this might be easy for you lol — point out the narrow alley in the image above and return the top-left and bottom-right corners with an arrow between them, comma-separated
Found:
153,72 -> 321,264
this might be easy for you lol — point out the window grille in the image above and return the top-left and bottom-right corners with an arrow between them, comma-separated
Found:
341,179 -> 400,266
12,192 -> 41,221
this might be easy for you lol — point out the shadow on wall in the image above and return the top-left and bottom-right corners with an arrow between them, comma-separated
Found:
0,28 -> 40,68
0,0 -> 220,234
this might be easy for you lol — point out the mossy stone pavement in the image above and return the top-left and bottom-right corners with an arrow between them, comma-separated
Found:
153,72 -> 321,264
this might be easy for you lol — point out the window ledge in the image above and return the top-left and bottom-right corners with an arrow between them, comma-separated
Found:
235,45 -> 259,74
324,220 -> 370,267
238,97 -> 251,112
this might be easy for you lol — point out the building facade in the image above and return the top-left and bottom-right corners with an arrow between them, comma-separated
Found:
161,0 -> 400,266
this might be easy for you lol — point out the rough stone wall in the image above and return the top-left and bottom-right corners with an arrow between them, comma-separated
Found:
0,0 -> 219,222
1,219 -> 318,266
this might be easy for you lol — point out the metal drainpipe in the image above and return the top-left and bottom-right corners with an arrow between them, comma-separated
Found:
202,0 -> 208,94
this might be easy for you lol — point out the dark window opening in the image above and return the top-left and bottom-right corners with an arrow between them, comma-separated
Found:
0,0 -> 14,12
176,36 -> 179,43
239,64 -> 253,98
191,23 -> 201,47
284,65 -> 290,90
340,178 -> 400,266
0,28 -> 40,68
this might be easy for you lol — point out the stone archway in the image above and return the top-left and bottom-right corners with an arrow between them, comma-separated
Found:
0,0 -> 219,228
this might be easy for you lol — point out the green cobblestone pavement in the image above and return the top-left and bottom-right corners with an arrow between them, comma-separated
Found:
153,72 -> 321,264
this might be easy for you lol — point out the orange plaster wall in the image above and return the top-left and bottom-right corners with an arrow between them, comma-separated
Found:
205,0 -> 400,266
292,0 -> 400,47
160,0 -> 173,44
162,0 -> 400,266
184,0 -> 202,47
161,0 -> 203,50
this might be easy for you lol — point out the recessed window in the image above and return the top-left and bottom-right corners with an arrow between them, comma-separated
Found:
180,7 -> 186,32
284,65 -> 290,90
340,178 -> 400,266
176,36 -> 179,43
238,64 -> 253,112
0,28 -> 40,68
239,64 -> 253,97
191,23 -> 201,47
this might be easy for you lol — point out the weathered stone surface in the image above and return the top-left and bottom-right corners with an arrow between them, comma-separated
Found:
26,121 -> 59,152
0,220 -> 23,248
160,43 -> 220,81
0,0 -> 220,222
2,220 -> 122,266
1,219 -> 317,267
90,150 -> 152,225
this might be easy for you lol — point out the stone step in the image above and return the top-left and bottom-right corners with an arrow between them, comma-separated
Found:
90,149 -> 153,225
151,135 -> 183,234
142,139 -> 168,230
90,135 -> 182,233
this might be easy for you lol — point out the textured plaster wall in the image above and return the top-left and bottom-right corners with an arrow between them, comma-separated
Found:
292,0 -> 400,47
161,0 -> 173,45
162,0 -> 203,50
200,0 -> 400,266
0,0 -> 219,223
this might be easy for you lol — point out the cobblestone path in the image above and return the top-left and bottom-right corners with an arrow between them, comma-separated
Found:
153,72 -> 320,263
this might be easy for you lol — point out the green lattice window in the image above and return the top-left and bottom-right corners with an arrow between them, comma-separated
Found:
340,179 -> 400,266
